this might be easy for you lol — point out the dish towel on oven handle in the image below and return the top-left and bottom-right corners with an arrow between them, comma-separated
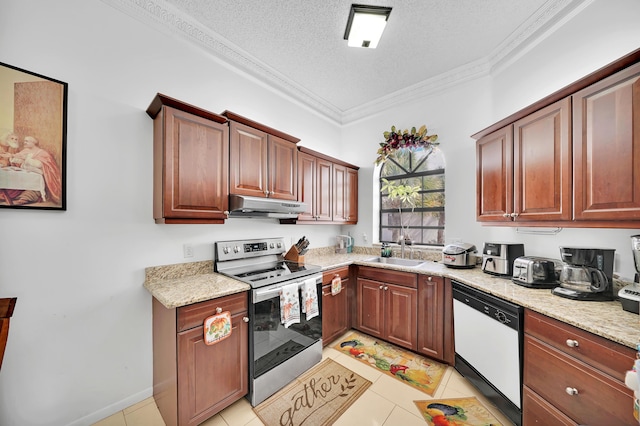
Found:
301,277 -> 319,321
280,282 -> 300,328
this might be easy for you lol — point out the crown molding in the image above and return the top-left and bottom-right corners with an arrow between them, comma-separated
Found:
101,0 -> 583,125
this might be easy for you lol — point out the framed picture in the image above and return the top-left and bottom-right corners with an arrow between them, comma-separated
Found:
0,62 -> 67,210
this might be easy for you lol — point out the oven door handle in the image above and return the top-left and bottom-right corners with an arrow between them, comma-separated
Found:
254,285 -> 299,303
252,276 -> 321,304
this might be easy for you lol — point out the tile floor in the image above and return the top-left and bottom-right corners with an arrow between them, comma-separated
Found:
94,332 -> 514,426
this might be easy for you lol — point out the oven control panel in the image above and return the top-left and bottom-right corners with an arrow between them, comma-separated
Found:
215,237 -> 286,261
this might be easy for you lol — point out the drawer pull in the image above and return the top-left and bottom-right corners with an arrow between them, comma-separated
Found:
566,339 -> 579,348
565,387 -> 579,396
216,307 -> 222,314
242,317 -> 249,323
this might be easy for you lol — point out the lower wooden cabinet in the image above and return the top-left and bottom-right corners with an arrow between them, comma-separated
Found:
153,293 -> 249,426
523,309 -> 635,426
321,267 -> 350,346
416,275 -> 454,364
355,266 -> 417,351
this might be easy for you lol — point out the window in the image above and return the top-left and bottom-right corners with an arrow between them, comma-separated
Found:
379,147 -> 445,245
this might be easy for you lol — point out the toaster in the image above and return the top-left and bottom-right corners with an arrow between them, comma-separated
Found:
442,243 -> 478,268
512,256 -> 561,288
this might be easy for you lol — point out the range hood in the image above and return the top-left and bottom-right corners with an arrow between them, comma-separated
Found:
228,194 -> 306,219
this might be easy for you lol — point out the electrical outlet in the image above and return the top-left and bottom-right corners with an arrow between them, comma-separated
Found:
183,243 -> 194,258
362,233 -> 368,242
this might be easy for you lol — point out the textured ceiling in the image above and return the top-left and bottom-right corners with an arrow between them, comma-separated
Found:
103,0 -> 587,123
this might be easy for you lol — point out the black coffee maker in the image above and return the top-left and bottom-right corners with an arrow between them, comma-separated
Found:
552,247 -> 615,301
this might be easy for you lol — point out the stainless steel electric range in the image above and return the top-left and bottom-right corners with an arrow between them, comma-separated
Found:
214,237 -> 323,406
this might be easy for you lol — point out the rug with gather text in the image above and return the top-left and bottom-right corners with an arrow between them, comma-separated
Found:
253,358 -> 371,426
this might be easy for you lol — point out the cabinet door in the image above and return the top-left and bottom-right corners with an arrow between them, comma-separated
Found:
229,121 -> 268,198
316,158 -> 333,221
417,275 -> 444,360
321,278 -> 349,346
573,62 -> 640,221
355,278 -> 384,338
158,106 -> 229,222
513,97 -> 572,221
476,126 -> 513,221
345,167 -> 358,224
333,164 -> 348,223
384,283 -> 417,350
177,312 -> 248,426
297,152 -> 316,221
268,135 -> 297,200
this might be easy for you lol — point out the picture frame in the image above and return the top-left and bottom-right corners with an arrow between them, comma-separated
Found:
0,62 -> 67,210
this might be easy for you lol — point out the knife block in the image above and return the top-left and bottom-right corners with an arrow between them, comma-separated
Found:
284,245 -> 305,263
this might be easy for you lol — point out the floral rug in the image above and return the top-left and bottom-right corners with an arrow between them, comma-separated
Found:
414,397 -> 504,426
253,358 -> 371,426
333,331 -> 447,396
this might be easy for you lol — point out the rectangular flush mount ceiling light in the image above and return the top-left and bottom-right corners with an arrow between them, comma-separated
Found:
344,4 -> 392,49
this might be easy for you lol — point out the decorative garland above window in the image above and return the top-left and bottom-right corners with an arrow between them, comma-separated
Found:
375,125 -> 439,165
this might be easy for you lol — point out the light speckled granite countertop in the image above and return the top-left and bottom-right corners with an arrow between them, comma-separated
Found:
144,248 -> 640,349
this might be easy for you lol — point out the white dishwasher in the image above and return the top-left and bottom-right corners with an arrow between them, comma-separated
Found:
453,280 -> 523,426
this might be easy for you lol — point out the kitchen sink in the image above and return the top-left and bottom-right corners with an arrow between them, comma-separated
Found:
364,257 -> 426,267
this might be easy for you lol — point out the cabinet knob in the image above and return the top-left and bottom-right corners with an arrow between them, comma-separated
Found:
503,213 -> 510,218
243,317 -> 249,323
510,212 -> 519,218
335,274 -> 340,278
566,339 -> 579,348
384,286 -> 388,291
379,285 -> 384,290
264,190 -> 270,196
216,307 -> 222,314
223,211 -> 230,216
427,276 -> 433,281
565,387 -> 579,396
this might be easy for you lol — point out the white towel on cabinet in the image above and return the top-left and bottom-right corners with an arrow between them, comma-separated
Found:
302,278 -> 319,321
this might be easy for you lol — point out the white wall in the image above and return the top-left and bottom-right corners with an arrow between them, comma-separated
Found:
1,0 -> 639,425
0,1 -> 342,425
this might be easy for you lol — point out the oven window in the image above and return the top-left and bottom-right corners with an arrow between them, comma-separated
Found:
251,284 -> 322,378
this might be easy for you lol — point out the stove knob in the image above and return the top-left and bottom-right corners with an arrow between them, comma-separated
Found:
233,245 -> 241,253
223,246 -> 230,254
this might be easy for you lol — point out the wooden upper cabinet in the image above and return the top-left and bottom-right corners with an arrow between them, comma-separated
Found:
573,62 -> 640,221
147,94 -> 229,224
297,151 -> 332,222
268,135 -> 297,200
476,125 -> 513,221
228,121 -> 268,198
513,97 -> 572,222
294,147 -> 358,224
225,111 -> 299,201
333,164 -> 358,224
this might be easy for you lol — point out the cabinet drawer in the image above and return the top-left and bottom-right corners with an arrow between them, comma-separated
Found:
525,309 -> 635,381
177,292 -> 248,332
357,266 -> 417,288
524,335 -> 634,425
523,385 -> 577,426
323,266 -> 349,284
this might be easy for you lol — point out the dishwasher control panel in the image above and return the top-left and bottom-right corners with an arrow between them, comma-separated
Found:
452,281 -> 521,332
